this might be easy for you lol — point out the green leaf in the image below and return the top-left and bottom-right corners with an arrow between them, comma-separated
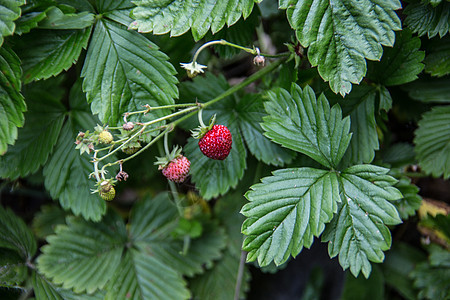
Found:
382,242 -> 427,300
242,168 -> 340,266
403,76 -> 450,103
190,193 -> 251,300
404,0 -> 450,38
414,105 -> 450,179
130,0 -> 261,41
392,177 -> 422,220
0,80 -> 66,179
32,205 -> 67,239
81,19 -> 178,125
282,0 -> 401,95
105,249 -> 190,300
0,205 -> 37,259
43,81 -> 108,221
129,193 -> 227,277
262,84 -> 352,169
15,10 -> 47,35
341,266 -> 384,299
14,28 -> 92,84
238,94 -> 295,166
381,143 -> 416,168
424,36 -> 450,77
93,0 -> 133,13
327,85 -> 379,167
411,245 -> 450,300
207,9 -> 259,59
0,0 -> 25,46
0,248 -> 27,286
37,211 -> 127,294
0,45 -> 26,155
367,29 -> 425,86
39,7 -> 95,29
322,165 -> 402,278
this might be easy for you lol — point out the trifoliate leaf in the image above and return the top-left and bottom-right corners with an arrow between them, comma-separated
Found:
322,165 -> 402,278
81,19 -> 178,125
424,36 -> 450,77
0,80 -> 66,179
404,0 -> 450,38
282,0 -> 401,95
367,29 -> 425,86
0,205 -> 37,260
327,85 -> 379,167
43,81 -> 108,221
411,245 -> 450,300
392,177 -> 422,220
0,0 -> 25,46
414,105 -> 450,179
0,45 -> 26,155
241,168 -> 341,266
14,27 -> 92,84
238,94 -> 296,166
130,0 -> 261,41
105,250 -> 190,300
37,211 -> 127,294
262,84 -> 351,169
129,193 -> 227,277
38,7 -> 95,29
403,76 -> 450,103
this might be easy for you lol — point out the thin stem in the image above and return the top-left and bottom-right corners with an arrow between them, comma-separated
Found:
148,103 -> 198,110
163,131 -> 170,156
172,57 -> 286,127
234,250 -> 248,300
192,40 -> 227,62
93,151 -> 101,182
197,109 -> 206,127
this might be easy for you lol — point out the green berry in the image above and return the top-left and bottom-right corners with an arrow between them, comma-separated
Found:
99,181 -> 115,201
99,130 -> 113,144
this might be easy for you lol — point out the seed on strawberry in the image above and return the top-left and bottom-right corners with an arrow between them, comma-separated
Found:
198,125 -> 232,160
160,155 -> 191,183
98,130 -> 113,144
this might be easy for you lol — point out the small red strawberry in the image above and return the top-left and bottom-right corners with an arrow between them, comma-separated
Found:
198,125 -> 232,160
155,146 -> 190,183
192,113 -> 232,160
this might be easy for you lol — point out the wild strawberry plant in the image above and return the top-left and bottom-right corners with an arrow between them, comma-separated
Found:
1,0 -> 449,299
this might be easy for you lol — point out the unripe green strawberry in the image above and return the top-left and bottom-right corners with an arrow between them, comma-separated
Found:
98,130 -> 113,144
99,181 -> 115,201
198,125 -> 232,160
161,155 -> 191,183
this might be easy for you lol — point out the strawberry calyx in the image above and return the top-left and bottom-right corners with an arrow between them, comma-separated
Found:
191,114 -> 216,139
154,146 -> 184,169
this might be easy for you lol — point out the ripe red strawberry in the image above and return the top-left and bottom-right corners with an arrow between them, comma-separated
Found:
155,146 -> 190,183
198,125 -> 232,160
161,155 -> 191,183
